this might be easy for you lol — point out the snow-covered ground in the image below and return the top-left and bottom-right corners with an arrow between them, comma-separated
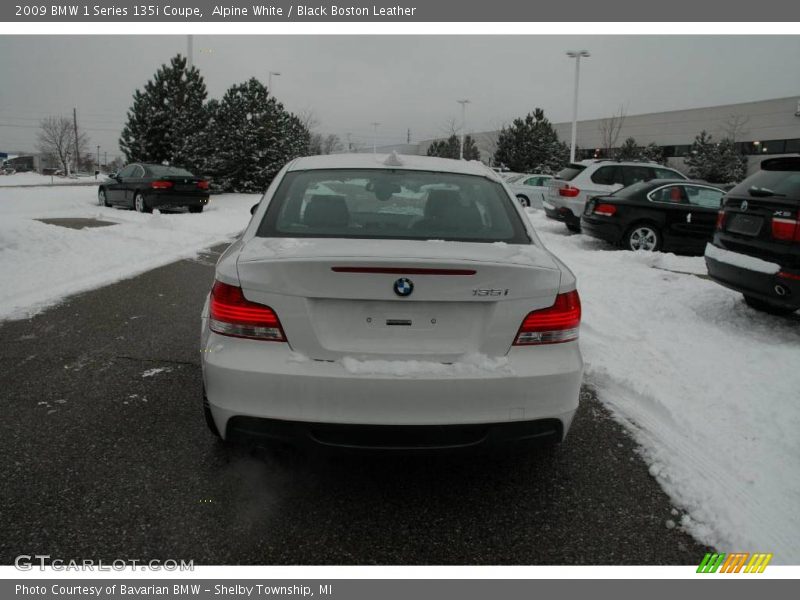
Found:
0,172 -> 105,187
0,185 -> 257,320
527,208 -> 800,563
0,184 -> 797,562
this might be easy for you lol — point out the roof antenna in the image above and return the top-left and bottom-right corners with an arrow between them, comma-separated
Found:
383,151 -> 404,167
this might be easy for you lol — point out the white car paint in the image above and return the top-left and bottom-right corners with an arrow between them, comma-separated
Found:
201,154 -> 583,449
506,173 -> 554,209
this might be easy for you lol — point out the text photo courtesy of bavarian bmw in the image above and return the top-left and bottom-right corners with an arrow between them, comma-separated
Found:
201,153 -> 583,452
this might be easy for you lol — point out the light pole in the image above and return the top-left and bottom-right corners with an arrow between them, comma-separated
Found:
457,99 -> 471,160
268,71 -> 281,94
566,50 -> 590,163
96,145 -> 100,177
187,35 -> 193,68
371,122 -> 381,154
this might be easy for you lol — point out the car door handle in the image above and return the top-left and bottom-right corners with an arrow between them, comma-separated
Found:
686,212 -> 692,223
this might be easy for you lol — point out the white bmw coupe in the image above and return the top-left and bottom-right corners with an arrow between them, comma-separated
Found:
201,153 -> 583,452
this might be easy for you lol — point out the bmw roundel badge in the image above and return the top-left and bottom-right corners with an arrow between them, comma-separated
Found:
393,278 -> 414,297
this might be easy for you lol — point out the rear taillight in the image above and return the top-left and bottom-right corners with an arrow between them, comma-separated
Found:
558,185 -> 580,198
771,217 -> 800,242
716,210 -> 727,231
196,180 -> 210,190
209,280 -> 285,341
514,290 -> 581,346
593,203 -> 617,216
151,180 -> 173,190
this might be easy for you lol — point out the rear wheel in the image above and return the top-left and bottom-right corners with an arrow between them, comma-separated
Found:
566,222 -> 581,233
189,205 -> 204,214
134,192 -> 151,214
516,195 -> 530,208
625,223 -> 661,251
743,295 -> 797,316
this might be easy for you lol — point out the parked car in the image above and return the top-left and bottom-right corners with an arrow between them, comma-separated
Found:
201,153 -> 583,452
705,156 -> 800,315
98,163 -> 209,213
505,173 -> 554,208
545,160 -> 687,232
581,179 -> 726,253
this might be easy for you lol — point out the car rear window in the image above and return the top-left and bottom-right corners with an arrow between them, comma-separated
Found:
729,169 -> 800,200
555,164 -> 587,181
256,169 -> 531,244
146,165 -> 194,177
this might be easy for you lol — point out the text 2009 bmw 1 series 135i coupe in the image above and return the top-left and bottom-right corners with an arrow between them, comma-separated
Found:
201,153 -> 583,452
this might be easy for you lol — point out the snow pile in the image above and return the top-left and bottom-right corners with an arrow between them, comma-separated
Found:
528,208 -> 800,563
0,186 -> 258,320
341,353 -> 513,377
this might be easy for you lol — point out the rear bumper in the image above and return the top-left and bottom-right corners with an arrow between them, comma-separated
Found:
705,244 -> 800,309
201,329 -> 582,446
145,192 -> 209,208
226,416 -> 565,452
580,215 -> 624,245
544,202 -> 580,226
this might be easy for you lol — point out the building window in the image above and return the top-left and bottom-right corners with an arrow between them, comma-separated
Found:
785,139 -> 800,153
760,140 -> 786,154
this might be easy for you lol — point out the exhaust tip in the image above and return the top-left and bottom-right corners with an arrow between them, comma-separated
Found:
774,284 -> 789,297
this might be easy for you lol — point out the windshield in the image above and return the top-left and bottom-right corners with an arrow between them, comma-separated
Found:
257,169 -> 531,244
146,165 -> 194,177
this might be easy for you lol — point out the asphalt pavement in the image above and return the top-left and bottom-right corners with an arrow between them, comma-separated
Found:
0,245 -> 710,565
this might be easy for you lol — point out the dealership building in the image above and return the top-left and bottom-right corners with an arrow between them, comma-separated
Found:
373,96 -> 800,175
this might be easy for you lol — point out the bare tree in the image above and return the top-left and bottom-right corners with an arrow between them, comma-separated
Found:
298,108 -> 320,132
321,134 -> 343,154
721,114 -> 750,143
598,104 -> 627,156
37,116 -> 76,175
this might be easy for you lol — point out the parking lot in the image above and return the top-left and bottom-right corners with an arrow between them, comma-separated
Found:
0,243 -> 709,565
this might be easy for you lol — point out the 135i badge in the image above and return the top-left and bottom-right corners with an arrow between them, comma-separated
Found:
472,288 -> 509,296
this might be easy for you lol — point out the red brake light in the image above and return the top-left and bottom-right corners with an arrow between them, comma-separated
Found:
558,185 -> 581,198
771,217 -> 800,242
594,203 -> 617,216
716,210 -> 727,231
151,180 -> 173,190
514,290 -> 581,346
197,180 -> 210,190
209,281 -> 285,341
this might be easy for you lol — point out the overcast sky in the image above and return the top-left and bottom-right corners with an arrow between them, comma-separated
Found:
1,35 -> 799,158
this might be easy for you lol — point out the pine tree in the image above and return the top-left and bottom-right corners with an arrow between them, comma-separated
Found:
685,131 -> 747,183
206,78 -> 310,193
426,134 -> 480,160
616,137 -> 641,161
493,108 -> 569,173
119,54 -> 209,170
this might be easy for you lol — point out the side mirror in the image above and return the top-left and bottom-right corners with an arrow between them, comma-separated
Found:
109,172 -> 119,180
250,204 -> 259,215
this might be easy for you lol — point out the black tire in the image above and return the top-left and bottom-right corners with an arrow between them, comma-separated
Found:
134,192 -> 151,213
516,195 -> 530,208
98,188 -> 110,207
189,205 -> 204,214
203,394 -> 222,438
566,222 -> 581,233
624,222 -> 662,252
743,295 -> 797,316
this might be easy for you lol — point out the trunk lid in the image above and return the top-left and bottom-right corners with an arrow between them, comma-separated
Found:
235,238 -> 563,360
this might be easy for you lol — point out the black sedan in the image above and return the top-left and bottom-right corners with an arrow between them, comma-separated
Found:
98,163 -> 210,213
580,179 -> 726,254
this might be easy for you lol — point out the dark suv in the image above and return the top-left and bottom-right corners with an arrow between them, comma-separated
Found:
705,156 -> 800,315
